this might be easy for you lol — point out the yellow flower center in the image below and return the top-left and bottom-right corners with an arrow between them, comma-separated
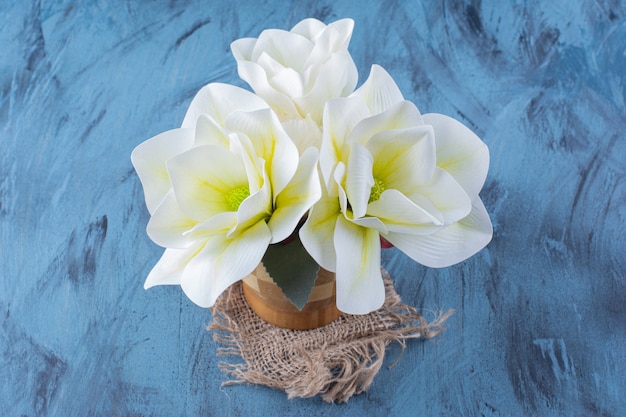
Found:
227,186 -> 250,211
369,178 -> 385,203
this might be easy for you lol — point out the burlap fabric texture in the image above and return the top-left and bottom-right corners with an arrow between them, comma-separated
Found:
209,271 -> 452,403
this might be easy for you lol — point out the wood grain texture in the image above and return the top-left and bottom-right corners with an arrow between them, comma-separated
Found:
1,0 -> 624,415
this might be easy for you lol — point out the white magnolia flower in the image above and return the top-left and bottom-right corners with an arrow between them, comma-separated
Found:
131,83 -> 269,214
300,65 -> 492,314
231,18 -> 358,151
132,92 -> 321,308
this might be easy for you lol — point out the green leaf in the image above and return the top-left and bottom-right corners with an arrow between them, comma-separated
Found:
262,235 -> 320,310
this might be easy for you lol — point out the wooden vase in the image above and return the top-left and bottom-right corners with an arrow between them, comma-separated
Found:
241,263 -> 342,330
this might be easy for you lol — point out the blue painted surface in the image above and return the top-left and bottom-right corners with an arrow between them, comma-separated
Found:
2,1 -> 625,415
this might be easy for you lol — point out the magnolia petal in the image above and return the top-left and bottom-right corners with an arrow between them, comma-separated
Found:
256,49 -> 288,77
181,83 -> 268,129
186,211 -> 237,238
282,115 -> 322,154
303,19 -> 354,66
290,18 -> 328,39
269,147 -> 321,243
351,65 -> 406,116
225,109 -> 299,197
269,67 -> 304,98
231,170 -> 272,237
407,167 -> 472,225
144,241 -> 206,289
334,162 -> 349,214
194,114 -> 230,148
367,125 -> 436,190
221,136 -> 270,236
334,51 -> 359,97
385,197 -> 492,268
131,128 -> 194,214
347,100 -> 423,147
423,113 -> 490,197
228,133 -> 265,195
296,51 -> 358,122
334,216 -> 385,314
180,220 -> 272,308
147,191 -> 198,248
230,37 -> 256,61
232,59 -> 301,119
367,189 -> 443,233
336,164 -> 388,235
327,17 -> 355,43
299,195 -> 341,271
347,215 -> 388,234
320,97 -> 371,189
252,29 -> 313,70
167,145 -> 248,221
345,143 -> 374,219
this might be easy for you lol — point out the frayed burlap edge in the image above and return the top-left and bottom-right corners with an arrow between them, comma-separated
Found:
208,270 -> 453,403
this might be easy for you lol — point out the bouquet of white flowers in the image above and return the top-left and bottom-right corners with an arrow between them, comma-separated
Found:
132,18 -> 492,318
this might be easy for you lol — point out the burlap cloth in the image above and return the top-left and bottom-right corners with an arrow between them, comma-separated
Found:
208,271 -> 452,403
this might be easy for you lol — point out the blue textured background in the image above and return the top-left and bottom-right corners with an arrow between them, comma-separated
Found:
2,1 -> 625,415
